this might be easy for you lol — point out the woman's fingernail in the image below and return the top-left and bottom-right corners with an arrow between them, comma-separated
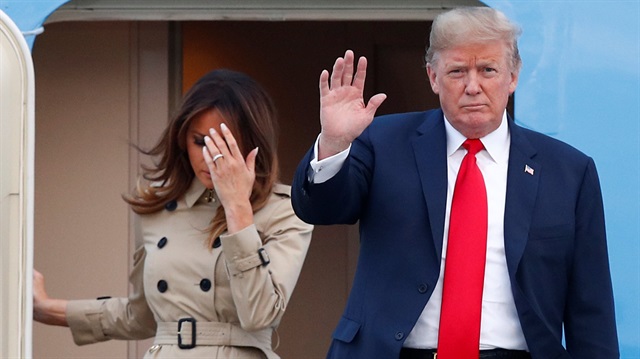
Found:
221,123 -> 228,131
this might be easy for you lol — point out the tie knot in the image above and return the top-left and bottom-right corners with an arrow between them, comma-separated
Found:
463,139 -> 484,156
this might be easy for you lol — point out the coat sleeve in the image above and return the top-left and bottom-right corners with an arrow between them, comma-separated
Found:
564,158 -> 619,357
220,186 -> 313,331
65,218 -> 157,345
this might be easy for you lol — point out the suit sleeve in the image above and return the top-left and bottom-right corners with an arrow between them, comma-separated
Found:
564,158 -> 619,357
292,131 -> 374,225
65,218 -> 157,345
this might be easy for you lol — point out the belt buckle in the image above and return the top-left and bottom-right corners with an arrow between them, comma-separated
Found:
177,318 -> 196,349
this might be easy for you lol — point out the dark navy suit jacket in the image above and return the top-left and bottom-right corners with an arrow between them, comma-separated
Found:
291,109 -> 618,359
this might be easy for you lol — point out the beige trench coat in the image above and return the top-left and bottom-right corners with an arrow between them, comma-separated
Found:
66,179 -> 313,358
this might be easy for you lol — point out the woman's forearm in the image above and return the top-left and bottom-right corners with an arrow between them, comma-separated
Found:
34,298 -> 69,327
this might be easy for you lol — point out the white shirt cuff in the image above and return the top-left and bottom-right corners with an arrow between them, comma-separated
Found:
309,134 -> 351,184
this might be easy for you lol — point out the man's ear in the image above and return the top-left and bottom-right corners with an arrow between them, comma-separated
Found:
509,69 -> 520,94
426,64 -> 439,94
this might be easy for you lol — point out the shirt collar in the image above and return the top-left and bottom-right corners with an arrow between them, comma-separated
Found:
444,111 -> 510,164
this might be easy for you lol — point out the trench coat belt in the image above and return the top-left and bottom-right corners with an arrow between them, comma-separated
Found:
154,320 -> 272,348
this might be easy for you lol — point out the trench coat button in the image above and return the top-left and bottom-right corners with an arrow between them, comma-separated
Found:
157,237 -> 168,248
417,283 -> 428,293
157,280 -> 168,293
164,200 -> 177,211
199,279 -> 212,292
212,237 -> 221,248
394,331 -> 404,340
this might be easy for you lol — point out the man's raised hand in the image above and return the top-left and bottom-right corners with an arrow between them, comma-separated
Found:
318,50 -> 387,160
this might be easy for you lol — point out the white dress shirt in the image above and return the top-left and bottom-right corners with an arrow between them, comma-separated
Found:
309,111 -> 528,350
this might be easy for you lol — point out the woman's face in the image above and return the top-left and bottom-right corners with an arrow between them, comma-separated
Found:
186,109 -> 226,189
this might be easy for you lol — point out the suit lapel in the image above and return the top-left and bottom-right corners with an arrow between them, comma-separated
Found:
412,110 -> 448,260
504,120 -> 540,275
411,113 -> 540,269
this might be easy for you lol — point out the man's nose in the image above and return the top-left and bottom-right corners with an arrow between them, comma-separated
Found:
464,72 -> 482,95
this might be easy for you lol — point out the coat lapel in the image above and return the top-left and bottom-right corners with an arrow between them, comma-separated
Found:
504,120 -> 540,275
412,110 -> 448,260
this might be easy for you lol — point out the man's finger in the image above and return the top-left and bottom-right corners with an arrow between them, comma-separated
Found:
352,56 -> 368,92
342,50 -> 355,85
330,56 -> 344,89
319,70 -> 330,97
366,93 -> 388,115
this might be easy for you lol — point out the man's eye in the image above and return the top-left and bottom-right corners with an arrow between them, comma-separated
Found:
484,67 -> 497,73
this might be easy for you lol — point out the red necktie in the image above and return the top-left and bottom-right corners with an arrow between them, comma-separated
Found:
438,139 -> 488,358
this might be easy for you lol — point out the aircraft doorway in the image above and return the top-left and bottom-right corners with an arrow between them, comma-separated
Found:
33,19 -> 440,358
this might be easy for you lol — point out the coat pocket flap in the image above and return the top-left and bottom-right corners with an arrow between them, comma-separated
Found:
332,316 -> 361,343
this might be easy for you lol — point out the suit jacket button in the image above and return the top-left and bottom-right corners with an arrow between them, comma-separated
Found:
418,284 -> 428,293
164,200 -> 177,211
395,331 -> 404,341
157,237 -> 168,248
200,279 -> 212,292
157,280 -> 168,293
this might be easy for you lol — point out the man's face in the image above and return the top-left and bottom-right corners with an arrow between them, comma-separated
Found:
427,41 -> 519,139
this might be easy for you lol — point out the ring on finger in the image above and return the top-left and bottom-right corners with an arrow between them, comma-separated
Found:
212,154 -> 224,162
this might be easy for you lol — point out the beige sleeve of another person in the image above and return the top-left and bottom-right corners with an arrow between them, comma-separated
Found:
65,220 -> 157,345
221,184 -> 313,331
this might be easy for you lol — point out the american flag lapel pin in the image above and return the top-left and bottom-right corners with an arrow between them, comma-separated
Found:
524,165 -> 534,176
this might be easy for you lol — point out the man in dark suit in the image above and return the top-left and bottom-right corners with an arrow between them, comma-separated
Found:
291,6 -> 618,359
